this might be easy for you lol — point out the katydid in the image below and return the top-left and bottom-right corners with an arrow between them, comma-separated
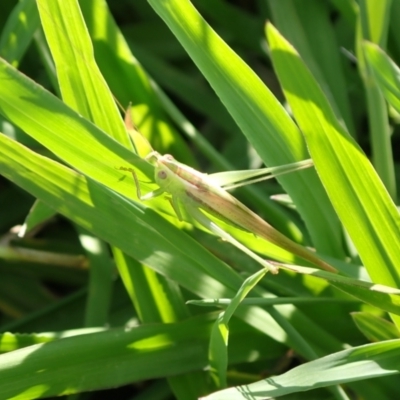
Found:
120,152 -> 337,274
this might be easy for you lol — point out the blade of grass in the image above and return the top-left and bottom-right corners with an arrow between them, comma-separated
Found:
76,228 -> 114,327
0,0 -> 39,66
37,0 -> 130,149
269,0 -> 355,136
147,0 -> 345,258
357,0 -> 396,199
0,314 -> 212,399
267,24 -> 400,294
79,0 -> 194,164
209,268 -> 268,388
352,312 -> 400,341
363,41 -> 400,114
201,339 -> 400,400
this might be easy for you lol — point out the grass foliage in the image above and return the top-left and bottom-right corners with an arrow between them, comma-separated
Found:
1,0 -> 400,399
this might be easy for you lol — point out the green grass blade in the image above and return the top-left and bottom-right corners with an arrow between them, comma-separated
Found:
352,312 -> 400,342
0,328 -> 106,352
0,57 -> 157,209
0,311 -> 285,399
188,297 -> 358,307
357,0 -> 396,199
131,44 -> 237,134
19,200 -> 57,236
209,268 -> 267,388
358,0 -> 391,46
363,41 -> 400,114
79,0 -> 194,164
0,315 -> 213,399
279,264 -> 400,316
76,228 -> 114,327
267,24 -> 400,291
269,0 -> 355,137
147,0 -> 345,258
0,0 -> 39,66
38,0 -> 129,338
37,0 -> 130,148
202,340 -> 400,400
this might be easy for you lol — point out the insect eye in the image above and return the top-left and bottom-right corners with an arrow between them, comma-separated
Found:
158,170 -> 167,180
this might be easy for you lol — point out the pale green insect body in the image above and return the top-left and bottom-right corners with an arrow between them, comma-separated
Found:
152,153 -> 206,194
149,152 -> 337,273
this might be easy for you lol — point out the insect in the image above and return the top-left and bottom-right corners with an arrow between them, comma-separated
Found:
120,150 -> 337,274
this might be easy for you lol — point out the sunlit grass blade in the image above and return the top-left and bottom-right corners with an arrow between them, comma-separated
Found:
268,0 -> 355,136
363,41 -> 400,114
0,0 -> 39,66
18,200 -> 57,237
147,0 -> 345,259
208,159 -> 314,190
0,314 -> 213,399
76,228 -> 114,327
201,339 -> 400,400
188,297 -> 358,307
0,57 -> 158,210
277,264 -> 400,316
37,0 -> 130,148
356,0 -> 395,199
209,268 -> 268,388
266,24 -> 400,293
79,0 -> 194,164
352,312 -> 400,342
